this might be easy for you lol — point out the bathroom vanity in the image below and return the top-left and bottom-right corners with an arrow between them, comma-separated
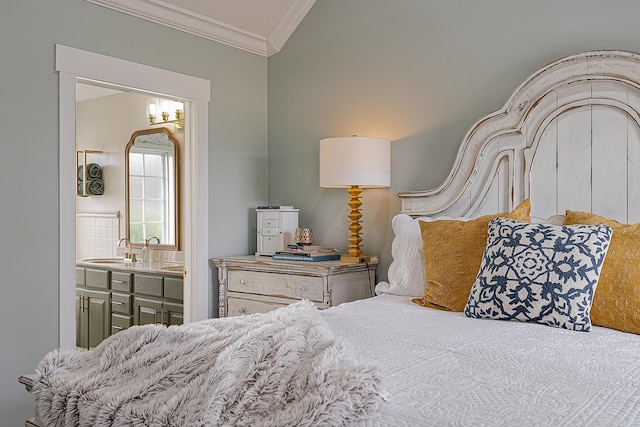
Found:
75,259 -> 184,350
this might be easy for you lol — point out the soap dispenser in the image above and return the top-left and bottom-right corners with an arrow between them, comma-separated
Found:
142,236 -> 160,262
141,240 -> 150,262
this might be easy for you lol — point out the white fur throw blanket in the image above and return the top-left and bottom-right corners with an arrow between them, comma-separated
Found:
32,301 -> 385,427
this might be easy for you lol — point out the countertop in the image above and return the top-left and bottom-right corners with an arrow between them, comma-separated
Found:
76,259 -> 184,277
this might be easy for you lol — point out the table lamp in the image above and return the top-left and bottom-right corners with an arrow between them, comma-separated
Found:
319,136 -> 390,262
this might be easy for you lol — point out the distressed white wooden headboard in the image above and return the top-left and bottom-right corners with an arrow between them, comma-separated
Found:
400,50 -> 640,223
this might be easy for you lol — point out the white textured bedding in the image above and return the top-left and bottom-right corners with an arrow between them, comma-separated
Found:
321,295 -> 640,426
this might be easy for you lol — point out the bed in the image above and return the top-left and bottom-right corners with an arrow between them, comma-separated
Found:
21,50 -> 640,426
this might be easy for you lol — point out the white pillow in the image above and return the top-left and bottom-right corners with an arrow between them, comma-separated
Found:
532,214 -> 565,225
375,212 -> 566,297
375,214 -> 469,297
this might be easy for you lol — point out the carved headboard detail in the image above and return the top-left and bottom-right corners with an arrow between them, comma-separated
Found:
400,50 -> 640,223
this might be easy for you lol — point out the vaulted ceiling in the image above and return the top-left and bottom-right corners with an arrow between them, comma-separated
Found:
85,0 -> 316,57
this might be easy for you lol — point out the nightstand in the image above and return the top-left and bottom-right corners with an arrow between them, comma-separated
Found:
211,255 -> 378,317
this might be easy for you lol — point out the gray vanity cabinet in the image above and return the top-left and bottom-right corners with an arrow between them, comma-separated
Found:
76,268 -> 111,350
133,298 -> 184,326
77,289 -> 111,349
76,266 -> 183,350
76,268 -> 85,348
133,297 -> 164,325
133,274 -> 184,327
163,302 -> 184,326
110,272 -> 133,335
163,276 -> 184,326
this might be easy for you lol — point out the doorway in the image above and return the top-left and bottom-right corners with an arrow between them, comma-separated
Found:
56,45 -> 210,349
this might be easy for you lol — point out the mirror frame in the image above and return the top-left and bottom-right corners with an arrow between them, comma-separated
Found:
125,127 -> 180,250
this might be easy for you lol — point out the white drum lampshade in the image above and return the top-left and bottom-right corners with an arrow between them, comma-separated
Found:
319,136 -> 390,188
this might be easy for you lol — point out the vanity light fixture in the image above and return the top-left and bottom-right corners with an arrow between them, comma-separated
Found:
319,136 -> 390,262
147,99 -> 184,129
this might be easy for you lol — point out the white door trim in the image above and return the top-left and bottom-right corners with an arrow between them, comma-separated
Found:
56,44 -> 210,349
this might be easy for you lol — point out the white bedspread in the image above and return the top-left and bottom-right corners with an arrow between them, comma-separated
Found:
321,295 -> 640,427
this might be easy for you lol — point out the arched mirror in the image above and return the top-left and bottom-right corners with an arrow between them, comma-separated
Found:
125,127 -> 179,250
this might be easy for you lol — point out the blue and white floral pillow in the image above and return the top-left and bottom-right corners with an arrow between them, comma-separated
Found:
464,218 -> 612,331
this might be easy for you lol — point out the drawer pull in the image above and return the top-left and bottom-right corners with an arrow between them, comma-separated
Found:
112,325 -> 124,331
238,308 -> 246,314
239,279 -> 247,285
112,280 -> 125,284
299,286 -> 306,292
112,301 -> 124,305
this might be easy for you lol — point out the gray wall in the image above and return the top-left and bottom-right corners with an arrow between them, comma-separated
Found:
267,0 -> 640,283
0,1 -> 267,424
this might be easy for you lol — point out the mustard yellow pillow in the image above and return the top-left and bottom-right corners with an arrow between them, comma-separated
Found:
412,199 -> 531,312
563,211 -> 640,335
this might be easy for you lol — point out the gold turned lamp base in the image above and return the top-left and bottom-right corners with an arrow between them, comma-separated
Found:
340,185 -> 368,262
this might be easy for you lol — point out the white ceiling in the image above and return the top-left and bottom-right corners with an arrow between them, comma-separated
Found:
84,0 -> 316,57
76,83 -> 123,102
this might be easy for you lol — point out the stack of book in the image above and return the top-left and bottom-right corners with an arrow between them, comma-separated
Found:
272,245 -> 340,261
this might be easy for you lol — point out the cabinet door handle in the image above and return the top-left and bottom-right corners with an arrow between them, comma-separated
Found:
112,325 -> 124,331
154,309 -> 165,325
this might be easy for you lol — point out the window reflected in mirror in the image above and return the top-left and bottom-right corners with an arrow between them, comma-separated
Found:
125,128 -> 179,250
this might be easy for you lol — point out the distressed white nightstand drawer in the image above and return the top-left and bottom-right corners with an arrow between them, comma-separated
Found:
227,296 -> 288,316
227,270 -> 324,301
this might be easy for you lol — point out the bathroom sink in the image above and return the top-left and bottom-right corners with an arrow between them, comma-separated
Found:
161,265 -> 185,272
82,258 -> 126,264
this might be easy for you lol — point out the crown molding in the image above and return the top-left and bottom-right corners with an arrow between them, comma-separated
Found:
84,0 -> 316,57
267,0 -> 316,56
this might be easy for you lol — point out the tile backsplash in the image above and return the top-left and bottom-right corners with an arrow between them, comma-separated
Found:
76,212 -> 120,260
